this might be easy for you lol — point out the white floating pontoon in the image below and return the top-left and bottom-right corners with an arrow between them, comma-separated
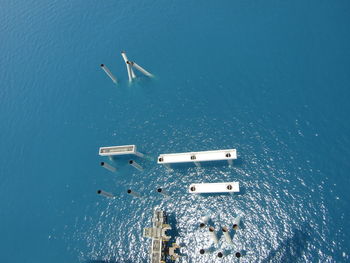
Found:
188,182 -> 240,194
157,149 -> 237,166
99,145 -> 144,157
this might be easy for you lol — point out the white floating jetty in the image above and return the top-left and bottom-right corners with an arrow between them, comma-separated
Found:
157,149 -> 237,165
99,145 -> 144,157
188,182 -> 240,194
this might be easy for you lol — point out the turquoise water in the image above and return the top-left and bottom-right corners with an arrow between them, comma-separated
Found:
1,0 -> 350,262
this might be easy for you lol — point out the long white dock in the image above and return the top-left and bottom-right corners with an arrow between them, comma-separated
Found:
157,149 -> 237,165
188,182 -> 240,193
99,145 -> 144,157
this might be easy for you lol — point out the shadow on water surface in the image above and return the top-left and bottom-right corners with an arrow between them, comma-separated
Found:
166,212 -> 185,259
261,224 -> 311,263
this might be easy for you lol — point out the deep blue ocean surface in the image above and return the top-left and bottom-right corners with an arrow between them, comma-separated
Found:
1,0 -> 350,262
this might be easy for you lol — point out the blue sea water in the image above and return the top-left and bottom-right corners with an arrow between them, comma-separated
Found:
1,0 -> 350,262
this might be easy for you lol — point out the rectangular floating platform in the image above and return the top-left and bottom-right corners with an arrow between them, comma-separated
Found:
99,145 -> 143,157
157,149 -> 237,164
188,182 -> 240,193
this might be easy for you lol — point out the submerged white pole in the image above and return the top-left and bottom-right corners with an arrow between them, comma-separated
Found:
157,188 -> 170,199
129,160 -> 143,171
232,215 -> 242,230
100,64 -> 117,83
121,51 -> 128,63
131,66 -> 136,79
222,227 -> 233,244
226,152 -> 233,166
199,249 -> 206,255
208,226 -> 218,244
199,247 -> 215,254
121,51 -> 136,81
100,162 -> 116,172
126,63 -> 133,82
199,215 -> 210,228
127,189 -> 142,198
194,161 -> 201,168
128,61 -> 153,77
97,189 -> 115,198
135,151 -> 144,158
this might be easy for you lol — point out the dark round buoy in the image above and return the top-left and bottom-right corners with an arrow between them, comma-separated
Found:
235,252 -> 241,258
158,157 -> 163,162
222,227 -> 227,232
233,224 -> 238,230
190,155 -> 196,160
100,162 -> 105,166
227,184 -> 232,190
199,249 -> 205,255
100,64 -> 104,67
200,223 -> 205,228
157,188 -> 162,193
127,189 -> 132,194
97,190 -> 102,194
209,226 -> 215,232
226,153 -> 231,157
129,160 -> 133,164
217,252 -> 223,258
190,186 -> 196,192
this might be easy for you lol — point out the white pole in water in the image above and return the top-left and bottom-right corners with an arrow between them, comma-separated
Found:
127,189 -> 142,198
128,61 -> 153,77
129,160 -> 143,171
97,189 -> 115,198
194,162 -> 201,168
100,64 -> 117,83
135,151 -> 144,158
100,162 -> 116,172
200,247 -> 216,254
226,153 -> 233,166
232,215 -> 242,231
157,188 -> 170,199
208,226 -> 218,244
131,66 -> 136,79
199,248 -> 211,255
121,51 -> 136,81
222,227 -> 233,244
199,215 -> 210,228
126,63 -> 133,82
